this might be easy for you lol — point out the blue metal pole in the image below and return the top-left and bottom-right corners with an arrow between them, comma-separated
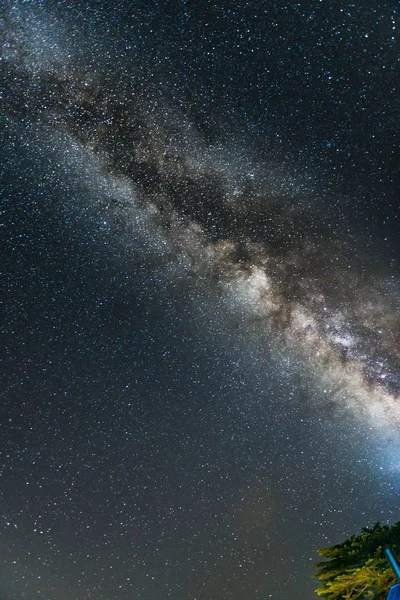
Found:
385,548 -> 400,582
386,548 -> 400,600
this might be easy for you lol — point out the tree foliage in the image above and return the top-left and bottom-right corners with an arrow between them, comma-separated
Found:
315,521 -> 400,599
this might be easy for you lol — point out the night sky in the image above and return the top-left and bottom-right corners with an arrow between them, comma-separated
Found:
1,1 -> 399,599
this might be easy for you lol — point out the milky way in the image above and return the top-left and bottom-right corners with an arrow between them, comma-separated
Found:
4,8 -> 398,434
1,2 -> 399,599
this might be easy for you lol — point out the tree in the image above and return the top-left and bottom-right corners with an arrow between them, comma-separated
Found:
315,521 -> 400,599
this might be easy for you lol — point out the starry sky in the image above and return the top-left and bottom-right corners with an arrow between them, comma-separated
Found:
1,1 -> 399,599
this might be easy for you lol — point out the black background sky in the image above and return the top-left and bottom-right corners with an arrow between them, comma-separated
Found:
1,1 -> 399,599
